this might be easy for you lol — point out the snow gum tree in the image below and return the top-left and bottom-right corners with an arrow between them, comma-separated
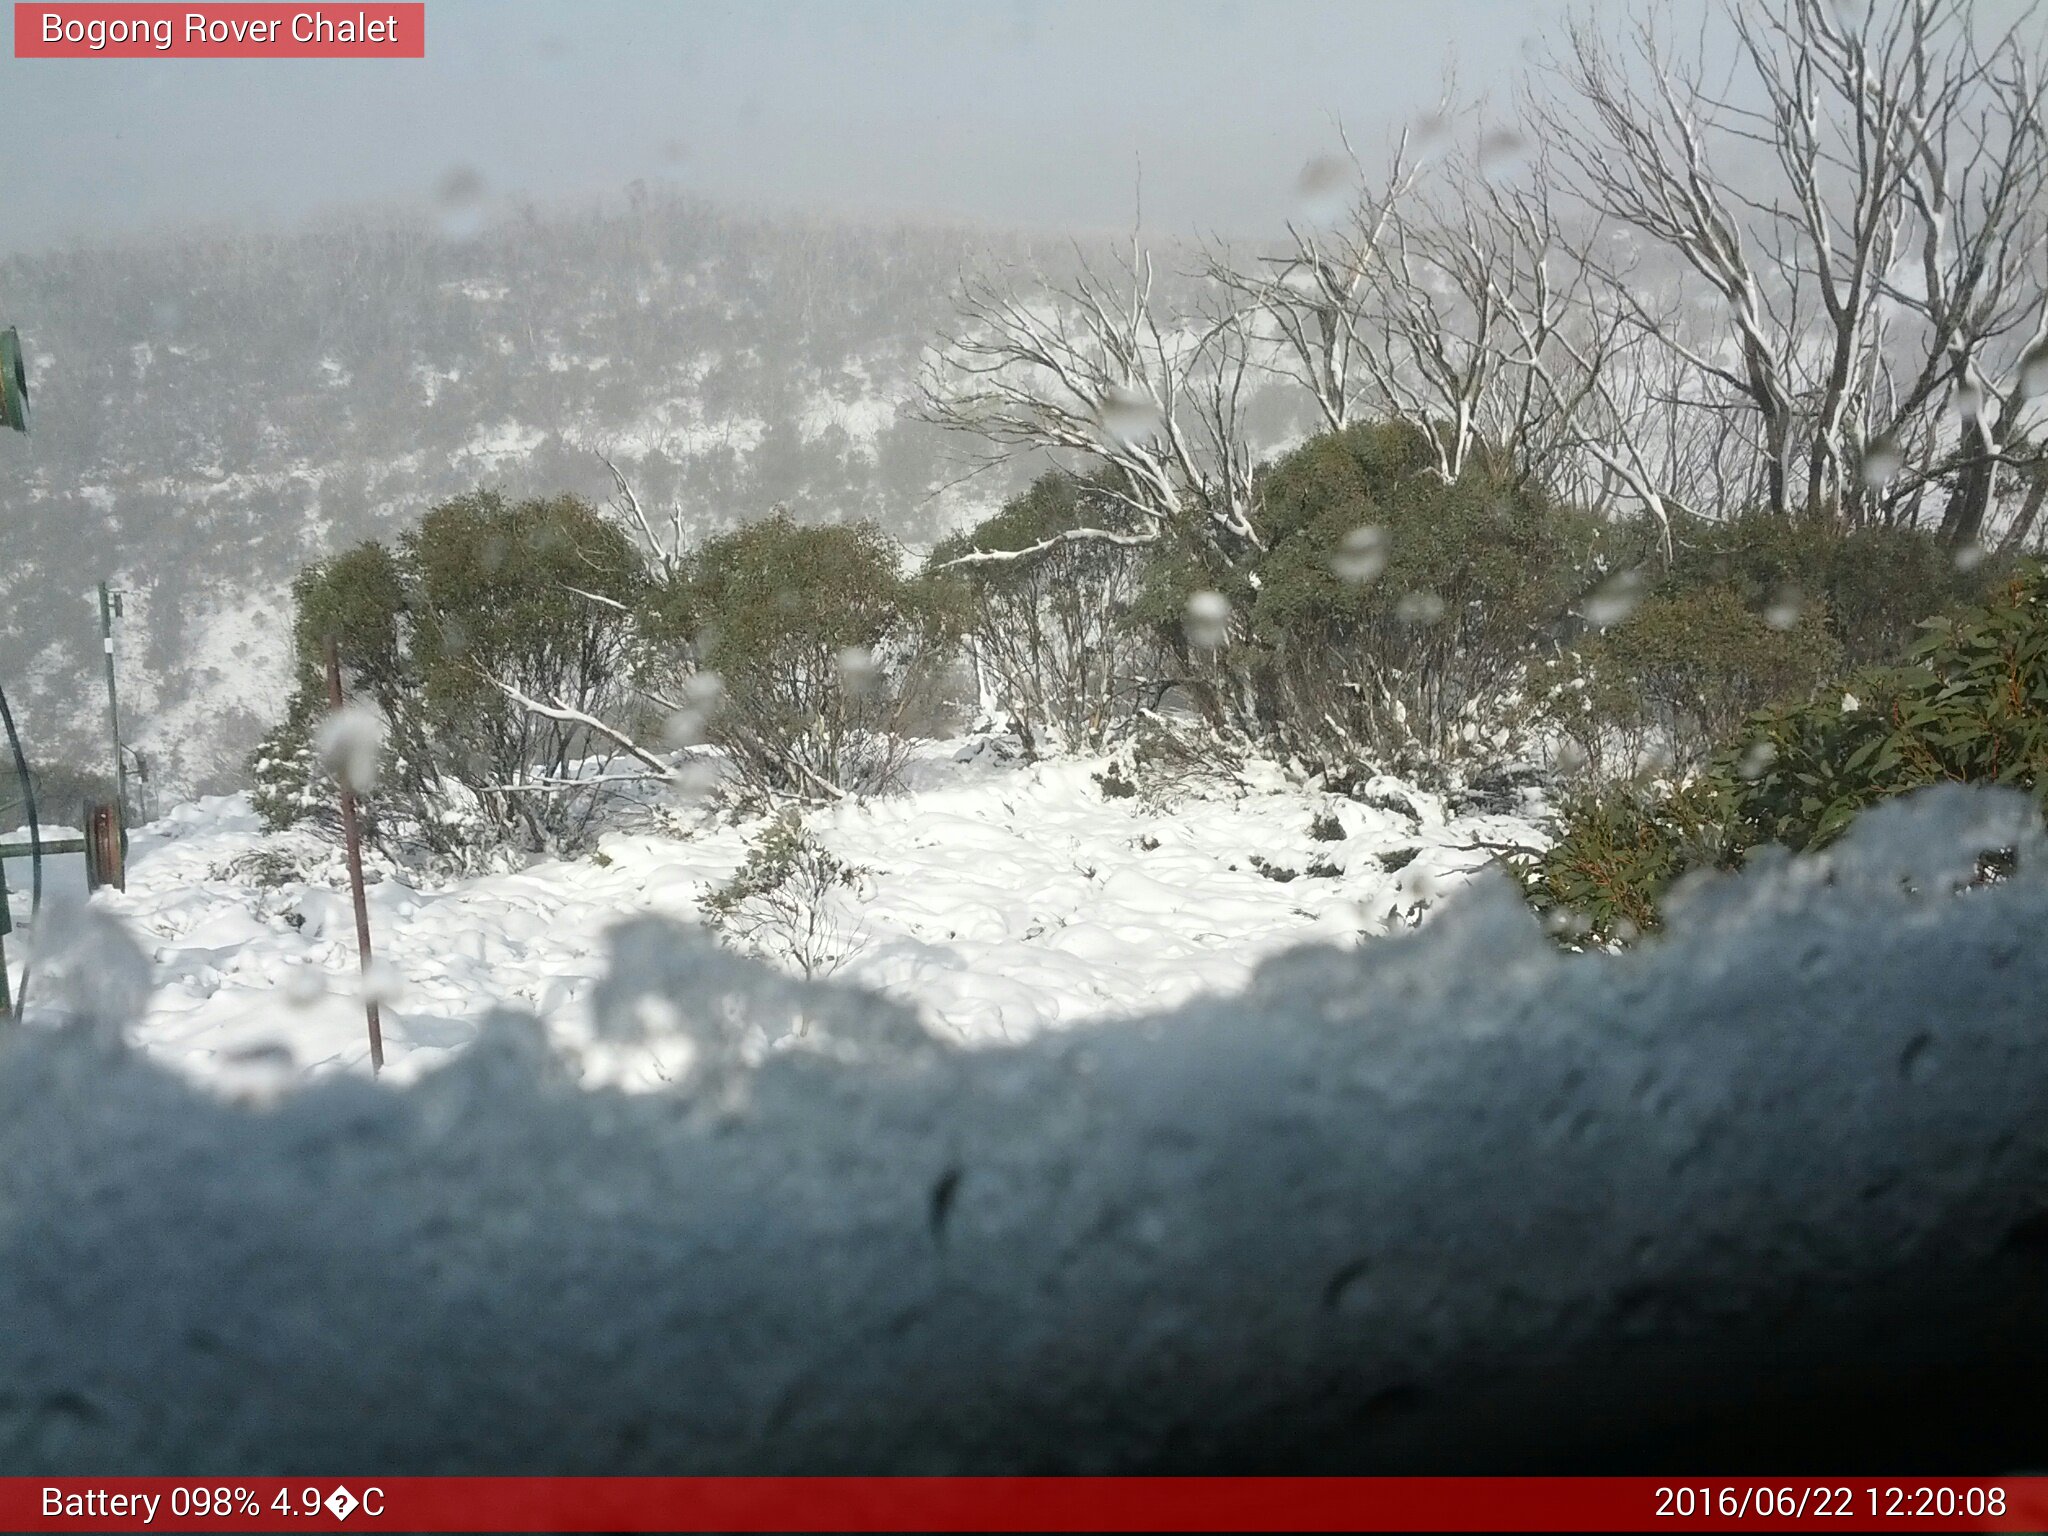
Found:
926,470 -> 1152,754
1159,420 -> 1602,776
251,491 -> 648,858
645,512 -> 964,803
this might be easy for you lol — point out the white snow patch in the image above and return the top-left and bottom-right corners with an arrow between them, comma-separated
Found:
75,744 -> 1544,1091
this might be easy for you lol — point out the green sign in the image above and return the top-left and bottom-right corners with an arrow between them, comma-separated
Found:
0,328 -> 27,433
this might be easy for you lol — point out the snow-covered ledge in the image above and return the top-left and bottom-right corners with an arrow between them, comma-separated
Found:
2,785 -> 2045,1473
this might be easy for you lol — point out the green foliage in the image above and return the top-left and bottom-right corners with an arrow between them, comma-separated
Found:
248,692 -> 332,837
1521,779 -> 1742,944
1733,567 -> 2048,849
928,471 -> 1149,752
250,490 -> 646,857
253,540 -> 419,842
1537,513 -> 1995,784
701,809 -> 867,979
1542,585 -> 1842,778
657,512 -> 961,799
1523,565 -> 2048,943
1135,420 -> 1604,775
290,540 -> 411,703
1663,513 -> 2000,669
401,490 -> 646,727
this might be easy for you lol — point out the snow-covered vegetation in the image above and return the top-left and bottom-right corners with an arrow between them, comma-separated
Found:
3,0 -> 2048,1472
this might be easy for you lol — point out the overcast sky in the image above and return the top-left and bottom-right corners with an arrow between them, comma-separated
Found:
2,0 -> 1592,254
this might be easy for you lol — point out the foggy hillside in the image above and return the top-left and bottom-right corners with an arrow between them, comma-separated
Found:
0,192 -> 1078,795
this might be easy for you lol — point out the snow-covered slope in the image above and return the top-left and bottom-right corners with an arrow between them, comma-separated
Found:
0,198 -> 1070,792
44,744 -> 1545,1090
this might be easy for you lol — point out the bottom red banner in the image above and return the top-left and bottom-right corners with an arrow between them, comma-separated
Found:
5,1476 -> 2046,1533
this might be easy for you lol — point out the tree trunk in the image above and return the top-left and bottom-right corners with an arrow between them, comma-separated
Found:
1998,466 -> 2047,555
1938,454 -> 1997,550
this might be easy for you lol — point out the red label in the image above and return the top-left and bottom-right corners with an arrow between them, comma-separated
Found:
0,1477 -> 2045,1532
13,4 -> 424,57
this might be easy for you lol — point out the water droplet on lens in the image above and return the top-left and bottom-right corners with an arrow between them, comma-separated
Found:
1395,590 -> 1445,626
1952,376 -> 1985,423
663,709 -> 706,747
1477,125 -> 1527,179
1096,384 -> 1164,447
1184,590 -> 1232,647
315,705 -> 387,794
435,165 -> 488,241
1330,525 -> 1388,584
1293,154 -> 1352,224
1861,435 -> 1903,490
1584,567 -> 1645,628
359,957 -> 405,1007
2020,340 -> 2048,401
836,646 -> 880,698
1764,585 -> 1804,631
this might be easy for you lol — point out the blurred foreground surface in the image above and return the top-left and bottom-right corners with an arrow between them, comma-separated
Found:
0,785 -> 2043,1473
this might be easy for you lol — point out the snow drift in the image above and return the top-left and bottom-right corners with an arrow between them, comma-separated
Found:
2,785 -> 2045,1473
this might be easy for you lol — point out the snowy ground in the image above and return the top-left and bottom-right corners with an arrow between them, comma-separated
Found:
7,741 -> 1547,1091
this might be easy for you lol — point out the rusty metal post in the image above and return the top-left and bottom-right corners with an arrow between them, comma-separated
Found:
97,583 -> 129,855
83,801 -> 123,893
323,636 -> 384,1074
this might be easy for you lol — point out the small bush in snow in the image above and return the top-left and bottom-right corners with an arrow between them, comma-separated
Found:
701,811 -> 869,982
1537,513 -> 1997,789
1132,421 -> 1600,781
1663,513 -> 2002,673
1092,761 -> 1138,800
1126,715 -> 1249,808
1538,579 -> 1840,786
209,848 -> 305,890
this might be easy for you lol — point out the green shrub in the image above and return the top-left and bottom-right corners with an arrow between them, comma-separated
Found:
928,471 -> 1151,753
653,512 -> 961,800
701,809 -> 868,980
1541,585 -> 1842,779
1664,513 -> 1999,669
1521,779 -> 1742,944
1733,567 -> 2048,850
1523,565 -> 2048,943
1539,513 -> 1996,786
1134,420 -> 1605,778
251,491 -> 646,857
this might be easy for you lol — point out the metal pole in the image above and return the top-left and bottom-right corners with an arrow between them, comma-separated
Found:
323,636 -> 384,1074
0,675 -> 39,1023
97,582 -> 128,860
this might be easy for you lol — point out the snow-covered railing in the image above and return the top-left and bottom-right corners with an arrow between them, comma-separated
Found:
1,785 -> 2044,1472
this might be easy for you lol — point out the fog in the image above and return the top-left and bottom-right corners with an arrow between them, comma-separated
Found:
0,0 -> 1581,253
